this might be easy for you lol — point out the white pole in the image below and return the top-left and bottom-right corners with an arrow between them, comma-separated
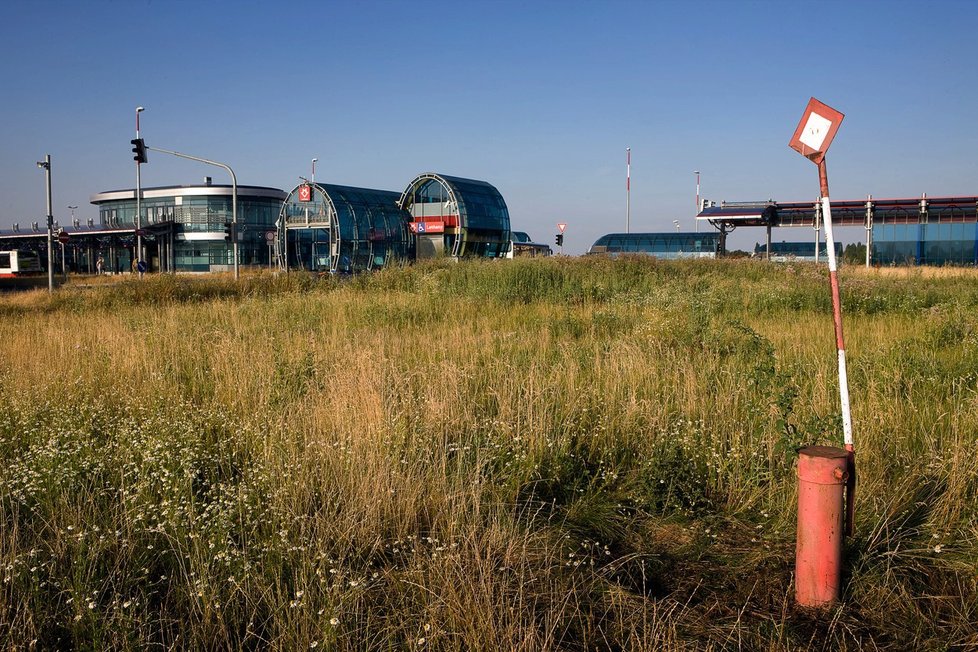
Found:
814,202 -> 820,265
865,194 -> 873,268
694,170 -> 700,233
818,161 -> 854,454
626,147 -> 631,234
819,159 -> 856,537
821,193 -> 853,449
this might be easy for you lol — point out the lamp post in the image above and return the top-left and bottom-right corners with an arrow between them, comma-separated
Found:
311,157 -> 318,184
673,220 -> 680,233
67,204 -> 78,272
694,170 -> 700,233
36,155 -> 53,293
135,106 -> 145,265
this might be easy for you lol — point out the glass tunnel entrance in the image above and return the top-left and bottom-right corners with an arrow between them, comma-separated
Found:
279,183 -> 410,274
397,173 -> 511,260
278,173 -> 511,273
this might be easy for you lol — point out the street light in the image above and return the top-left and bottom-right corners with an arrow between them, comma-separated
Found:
694,170 -> 700,233
36,155 -> 53,292
311,158 -> 318,184
673,220 -> 680,233
135,106 -> 145,266
146,144 -> 239,280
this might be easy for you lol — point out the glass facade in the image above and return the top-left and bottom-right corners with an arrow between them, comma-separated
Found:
281,183 -> 410,274
588,233 -> 720,258
872,222 -> 978,265
97,194 -> 281,231
92,185 -> 286,272
753,242 -> 842,260
399,173 -> 511,259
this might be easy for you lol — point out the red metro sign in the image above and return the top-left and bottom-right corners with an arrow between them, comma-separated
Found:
298,185 -> 312,202
789,97 -> 845,164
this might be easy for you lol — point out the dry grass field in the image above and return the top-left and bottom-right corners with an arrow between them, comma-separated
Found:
1,258 -> 976,650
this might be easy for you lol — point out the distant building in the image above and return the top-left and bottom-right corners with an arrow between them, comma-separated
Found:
753,241 -> 842,262
697,194 -> 978,265
91,181 -> 287,272
587,232 -> 720,258
1,172 -> 516,275
0,181 -> 287,274
873,223 -> 978,266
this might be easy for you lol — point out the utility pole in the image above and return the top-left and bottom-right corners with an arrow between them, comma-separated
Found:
135,106 -> 145,264
36,155 -> 53,293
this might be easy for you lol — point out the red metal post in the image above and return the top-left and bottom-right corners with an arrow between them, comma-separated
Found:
796,445 -> 849,607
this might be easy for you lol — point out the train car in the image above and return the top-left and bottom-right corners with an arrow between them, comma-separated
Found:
0,250 -> 49,291
0,250 -> 43,276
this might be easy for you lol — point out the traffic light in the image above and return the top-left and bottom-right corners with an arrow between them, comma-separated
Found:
224,221 -> 234,243
131,138 -> 147,164
555,233 -> 564,247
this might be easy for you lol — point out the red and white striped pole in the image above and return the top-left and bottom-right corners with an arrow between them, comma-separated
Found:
818,160 -> 856,536
626,147 -> 631,234
789,98 -> 856,608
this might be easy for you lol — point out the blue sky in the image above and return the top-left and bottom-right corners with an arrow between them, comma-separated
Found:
1,0 -> 976,253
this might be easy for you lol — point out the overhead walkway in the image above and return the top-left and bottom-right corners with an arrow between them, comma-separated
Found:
697,194 -> 978,264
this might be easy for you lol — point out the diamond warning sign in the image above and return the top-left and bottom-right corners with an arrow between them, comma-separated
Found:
789,98 -> 844,164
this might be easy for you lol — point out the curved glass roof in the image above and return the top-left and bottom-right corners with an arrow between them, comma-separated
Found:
589,232 -> 720,257
280,183 -> 410,273
398,173 -> 511,258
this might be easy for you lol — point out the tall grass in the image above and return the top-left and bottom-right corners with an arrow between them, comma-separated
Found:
1,258 -> 976,650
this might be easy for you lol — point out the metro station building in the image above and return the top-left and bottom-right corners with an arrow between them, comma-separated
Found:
280,172 -> 511,274
0,171 -> 513,275
91,181 -> 287,272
